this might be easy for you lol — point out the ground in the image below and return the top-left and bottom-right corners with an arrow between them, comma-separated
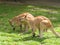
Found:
0,3 -> 60,45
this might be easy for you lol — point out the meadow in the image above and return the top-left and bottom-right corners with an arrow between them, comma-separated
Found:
0,3 -> 60,45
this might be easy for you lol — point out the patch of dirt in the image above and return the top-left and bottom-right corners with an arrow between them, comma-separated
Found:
0,1 -> 60,7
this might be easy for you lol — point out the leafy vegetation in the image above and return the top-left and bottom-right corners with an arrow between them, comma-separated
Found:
0,3 -> 60,45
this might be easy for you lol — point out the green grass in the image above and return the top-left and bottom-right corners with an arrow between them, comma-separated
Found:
0,3 -> 60,45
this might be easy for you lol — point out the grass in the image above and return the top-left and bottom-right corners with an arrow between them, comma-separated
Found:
0,3 -> 60,45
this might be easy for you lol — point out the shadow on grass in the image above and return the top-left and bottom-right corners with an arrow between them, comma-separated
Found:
18,35 -> 59,44
21,36 -> 45,41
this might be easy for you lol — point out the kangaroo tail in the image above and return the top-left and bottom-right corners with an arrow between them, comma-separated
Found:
50,26 -> 60,37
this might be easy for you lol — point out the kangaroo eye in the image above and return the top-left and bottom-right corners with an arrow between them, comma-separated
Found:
24,15 -> 27,18
19,18 -> 21,20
